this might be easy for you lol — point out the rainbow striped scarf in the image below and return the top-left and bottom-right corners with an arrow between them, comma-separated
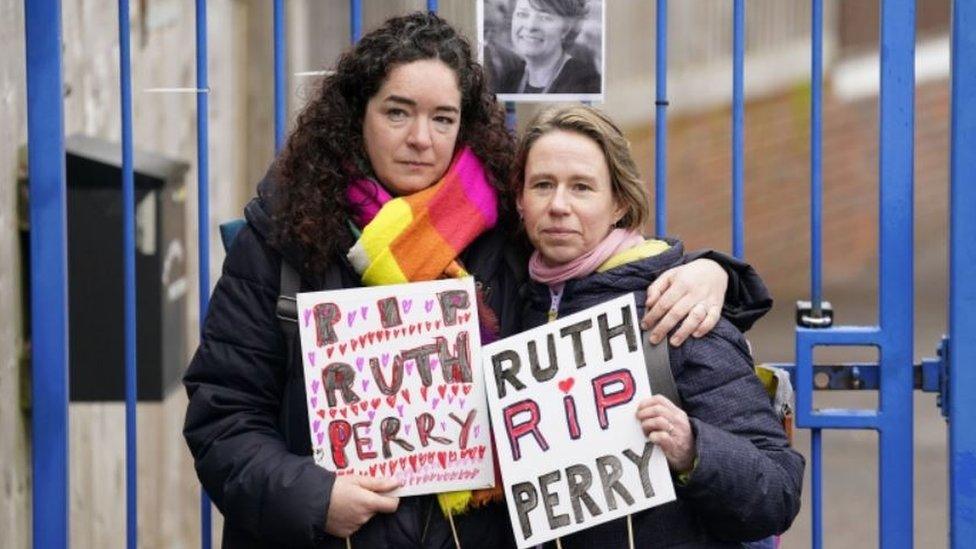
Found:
346,147 -> 498,285
345,147 -> 505,518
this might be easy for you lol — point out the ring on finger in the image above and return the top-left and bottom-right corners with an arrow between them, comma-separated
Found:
666,420 -> 674,437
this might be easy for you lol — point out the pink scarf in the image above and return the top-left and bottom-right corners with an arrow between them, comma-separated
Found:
528,228 -> 645,285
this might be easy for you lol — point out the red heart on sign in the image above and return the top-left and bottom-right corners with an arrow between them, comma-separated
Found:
462,385 -> 472,395
386,394 -> 397,408
420,386 -> 429,401
371,398 -> 381,410
437,451 -> 447,469
317,409 -> 325,419
400,388 -> 411,404
438,385 -> 447,399
557,377 -> 575,394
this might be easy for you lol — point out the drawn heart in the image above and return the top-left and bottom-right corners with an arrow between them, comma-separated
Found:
402,299 -> 413,314
400,389 -> 411,404
462,385 -> 472,395
339,408 -> 347,418
326,346 -> 335,359
405,424 -> 412,436
316,409 -> 325,419
424,299 -> 434,313
473,426 -> 480,439
355,357 -> 365,372
459,398 -> 465,409
339,343 -> 347,355
347,310 -> 356,327
397,404 -> 404,417
437,452 -> 447,469
558,377 -> 575,394
420,386 -> 429,401
316,432 -> 324,445
425,321 -> 432,332
303,308 -> 313,327
431,398 -> 440,410
382,353 -> 390,367
360,305 -> 369,320
360,401 -> 370,413
435,320 -> 441,330
361,379 -> 370,392
389,460 -> 398,475
307,352 -> 316,367
371,397 -> 381,410
313,419 -> 321,432
438,385 -> 447,399
367,410 -> 375,421
405,362 -> 414,377
386,394 -> 397,408
312,379 -> 320,393
329,409 -> 337,419
358,334 -> 368,348
310,397 -> 318,408
440,421 -> 447,432
451,384 -> 459,396
351,339 -> 358,352
409,455 -> 418,471
367,332 -> 376,345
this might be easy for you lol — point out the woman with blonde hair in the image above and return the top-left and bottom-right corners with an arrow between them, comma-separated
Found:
512,105 -> 804,547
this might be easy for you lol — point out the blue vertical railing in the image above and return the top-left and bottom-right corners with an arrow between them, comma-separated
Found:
731,0 -> 745,259
116,0 -> 138,547
274,0 -> 286,152
25,0 -> 69,546
949,1 -> 976,546
194,0 -> 212,545
654,0 -> 668,237
795,2 -> 916,549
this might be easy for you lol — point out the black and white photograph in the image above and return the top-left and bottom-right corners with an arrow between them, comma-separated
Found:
479,0 -> 604,102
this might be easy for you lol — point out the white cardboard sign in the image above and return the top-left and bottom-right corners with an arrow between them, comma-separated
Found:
481,294 -> 675,547
296,277 -> 494,496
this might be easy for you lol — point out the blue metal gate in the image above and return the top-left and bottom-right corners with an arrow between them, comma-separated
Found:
21,1 -> 975,547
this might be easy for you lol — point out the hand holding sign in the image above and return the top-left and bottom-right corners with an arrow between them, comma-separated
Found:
636,395 -> 695,474
325,475 -> 401,537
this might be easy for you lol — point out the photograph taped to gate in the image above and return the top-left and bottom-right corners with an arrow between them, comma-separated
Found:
479,0 -> 605,102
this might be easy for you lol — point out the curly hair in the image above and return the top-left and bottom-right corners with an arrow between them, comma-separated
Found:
274,11 -> 514,274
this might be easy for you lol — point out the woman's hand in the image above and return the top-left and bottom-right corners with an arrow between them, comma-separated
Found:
325,475 -> 401,537
642,258 -> 728,346
636,395 -> 696,474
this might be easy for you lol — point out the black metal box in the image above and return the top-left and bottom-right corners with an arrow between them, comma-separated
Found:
65,135 -> 189,401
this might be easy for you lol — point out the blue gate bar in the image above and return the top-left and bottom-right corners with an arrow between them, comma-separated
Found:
795,1 -> 915,547
274,0 -> 286,151
810,0 -> 824,312
731,0 -> 745,259
117,0 -> 138,547
811,428 -> 823,549
350,0 -> 362,44
24,0 -> 69,546
654,0 -> 668,237
195,0 -> 213,545
427,0 -> 438,13
949,0 -> 976,545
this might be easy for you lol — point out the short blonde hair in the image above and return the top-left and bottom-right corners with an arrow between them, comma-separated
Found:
511,105 -> 651,231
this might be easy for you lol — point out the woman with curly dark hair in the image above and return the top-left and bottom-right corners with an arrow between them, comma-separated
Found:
182,11 -> 768,548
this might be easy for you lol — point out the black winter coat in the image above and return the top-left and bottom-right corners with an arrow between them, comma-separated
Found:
182,177 -> 524,548
523,241 -> 804,548
183,175 -> 774,548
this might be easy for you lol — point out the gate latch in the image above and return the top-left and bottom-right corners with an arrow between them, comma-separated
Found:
796,300 -> 834,328
919,336 -> 949,419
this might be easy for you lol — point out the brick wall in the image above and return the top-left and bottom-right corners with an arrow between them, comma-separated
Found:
627,77 -> 949,362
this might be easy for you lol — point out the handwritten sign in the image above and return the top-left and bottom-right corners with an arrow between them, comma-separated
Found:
296,277 -> 494,496
481,294 -> 675,547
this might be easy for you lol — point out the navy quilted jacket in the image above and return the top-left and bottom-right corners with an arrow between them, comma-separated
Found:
523,241 -> 805,548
